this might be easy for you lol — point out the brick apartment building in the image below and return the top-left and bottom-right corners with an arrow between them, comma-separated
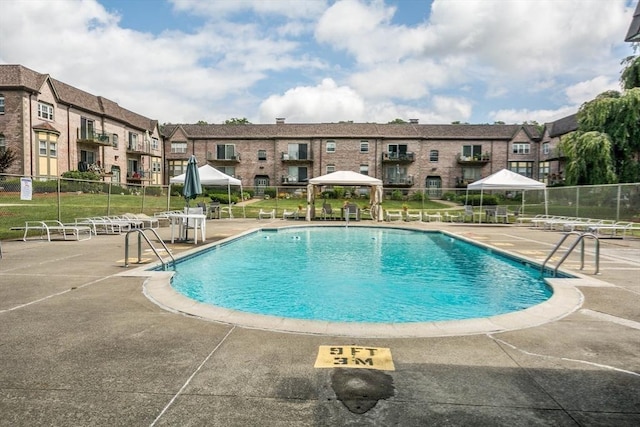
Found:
1,64 -> 574,195
163,118 -> 571,196
0,64 -> 163,185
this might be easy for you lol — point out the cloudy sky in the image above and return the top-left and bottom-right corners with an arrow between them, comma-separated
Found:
1,0 -> 636,125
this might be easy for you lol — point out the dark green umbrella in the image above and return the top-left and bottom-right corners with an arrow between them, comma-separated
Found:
183,155 -> 202,207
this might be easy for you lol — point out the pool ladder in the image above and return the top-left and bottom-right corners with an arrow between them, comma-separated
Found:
541,231 -> 600,277
124,228 -> 176,270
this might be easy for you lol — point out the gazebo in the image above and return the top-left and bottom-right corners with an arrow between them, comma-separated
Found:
306,171 -> 384,221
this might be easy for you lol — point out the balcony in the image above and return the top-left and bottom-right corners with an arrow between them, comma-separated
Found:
126,170 -> 151,182
384,176 -> 414,187
281,152 -> 313,162
207,152 -> 241,163
456,153 -> 490,165
127,142 -> 150,154
281,175 -> 307,185
382,152 -> 415,163
77,132 -> 112,146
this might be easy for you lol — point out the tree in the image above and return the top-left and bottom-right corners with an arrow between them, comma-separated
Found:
559,131 -> 617,185
561,55 -> 640,184
388,118 -> 407,124
0,148 -> 17,174
196,120 -> 208,125
224,118 -> 251,125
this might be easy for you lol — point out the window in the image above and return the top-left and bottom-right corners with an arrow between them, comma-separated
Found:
152,160 -> 161,173
542,142 -> 549,155
387,144 -> 408,158
258,150 -> 267,161
168,160 -> 187,177
128,132 -> 139,150
509,161 -> 534,178
539,161 -> 550,183
0,95 -> 4,114
287,143 -> 309,160
326,141 -> 336,153
80,117 -> 94,140
512,143 -> 530,154
326,164 -> 336,174
171,141 -> 187,154
360,164 -> 369,176
218,166 -> 236,177
217,144 -> 236,160
360,141 -> 369,153
0,134 -> 5,153
39,139 -> 57,157
80,150 -> 96,165
286,166 -> 307,182
462,145 -> 482,158
461,167 -> 482,181
151,137 -> 159,150
38,102 -> 54,120
112,134 -> 119,148
429,150 -> 439,162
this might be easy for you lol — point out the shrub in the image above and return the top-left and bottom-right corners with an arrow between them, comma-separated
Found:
263,187 -> 277,198
390,189 -> 404,201
465,194 -> 499,206
409,191 -> 429,202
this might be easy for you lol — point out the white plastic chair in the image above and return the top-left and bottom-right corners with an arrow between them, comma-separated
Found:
258,209 -> 275,220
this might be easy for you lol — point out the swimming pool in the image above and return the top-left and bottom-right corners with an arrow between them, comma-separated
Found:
169,227 -> 553,323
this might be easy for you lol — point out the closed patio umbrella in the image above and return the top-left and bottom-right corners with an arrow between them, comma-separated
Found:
183,155 -> 202,207
182,155 -> 202,240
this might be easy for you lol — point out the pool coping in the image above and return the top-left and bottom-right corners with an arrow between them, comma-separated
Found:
119,224 -> 616,338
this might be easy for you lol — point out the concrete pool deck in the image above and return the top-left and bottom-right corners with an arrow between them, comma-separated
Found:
1,219 -> 639,425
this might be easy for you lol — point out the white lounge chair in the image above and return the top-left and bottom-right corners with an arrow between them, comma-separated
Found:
258,209 -> 275,220
588,221 -> 639,238
220,203 -> 235,219
405,210 -> 422,222
15,220 -> 92,242
385,210 -> 403,222
424,212 -> 442,222
282,209 -> 299,220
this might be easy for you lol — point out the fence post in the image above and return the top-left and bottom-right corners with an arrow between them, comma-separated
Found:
57,177 -> 61,221
107,181 -> 112,216
616,185 -> 621,221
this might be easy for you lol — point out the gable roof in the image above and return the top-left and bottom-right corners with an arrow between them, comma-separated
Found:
625,1 -> 640,42
0,64 -> 156,132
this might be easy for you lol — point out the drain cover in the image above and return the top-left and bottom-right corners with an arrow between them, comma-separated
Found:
331,369 -> 395,414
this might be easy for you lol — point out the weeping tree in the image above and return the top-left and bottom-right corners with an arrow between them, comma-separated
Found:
561,55 -> 640,184
560,131 -> 617,185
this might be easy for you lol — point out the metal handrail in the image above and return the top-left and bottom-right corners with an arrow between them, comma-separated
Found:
124,228 -> 176,270
541,231 -> 599,277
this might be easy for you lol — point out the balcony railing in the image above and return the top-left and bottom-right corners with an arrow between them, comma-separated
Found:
456,153 -> 490,164
126,170 -> 151,181
127,142 -> 150,154
384,176 -> 414,186
281,152 -> 313,161
77,132 -> 112,146
382,152 -> 415,162
207,152 -> 241,162
281,175 -> 307,184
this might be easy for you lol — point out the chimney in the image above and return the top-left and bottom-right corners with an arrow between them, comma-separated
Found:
409,118 -> 419,124
276,117 -> 286,124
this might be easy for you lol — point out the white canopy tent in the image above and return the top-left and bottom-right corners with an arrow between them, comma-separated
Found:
466,168 -> 547,221
170,164 -> 244,217
307,171 -> 384,221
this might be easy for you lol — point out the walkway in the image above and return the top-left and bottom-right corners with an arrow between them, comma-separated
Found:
0,219 -> 638,426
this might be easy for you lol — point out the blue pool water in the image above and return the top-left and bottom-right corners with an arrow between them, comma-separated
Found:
170,227 -> 552,323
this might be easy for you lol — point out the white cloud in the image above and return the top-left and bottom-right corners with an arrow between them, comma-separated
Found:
259,78 -> 365,123
489,106 -> 578,124
0,0 -> 635,125
565,76 -> 621,105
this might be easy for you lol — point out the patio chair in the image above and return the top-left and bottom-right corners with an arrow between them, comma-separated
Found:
385,209 -> 403,222
462,205 -> 475,222
122,213 -> 160,229
208,201 -> 221,219
424,212 -> 442,222
494,206 -> 509,223
321,203 -> 336,220
405,210 -> 422,222
258,209 -> 276,220
17,220 -> 92,242
282,209 -> 299,220
344,203 -> 360,221
220,203 -> 235,219
588,221 -> 638,238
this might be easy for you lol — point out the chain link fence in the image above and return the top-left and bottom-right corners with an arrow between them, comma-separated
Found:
1,173 -> 638,239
